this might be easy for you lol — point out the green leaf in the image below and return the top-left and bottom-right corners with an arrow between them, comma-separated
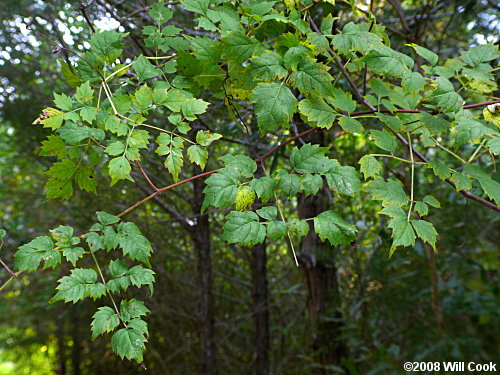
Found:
74,167 -> 97,194
451,171 -> 472,191
40,135 -> 66,157
359,155 -> 382,179
97,211 -> 120,226
414,201 -> 428,217
128,266 -> 155,295
33,108 -> 66,130
338,117 -> 364,133
423,195 -> 441,208
47,159 -> 77,180
301,174 -> 324,196
149,1 -> 173,25
250,82 -> 297,133
411,219 -> 437,249
181,98 -> 209,120
196,131 -> 222,146
388,217 -> 416,254
14,236 -> 58,272
408,43 -> 438,66
63,247 -> 84,266
289,57 -> 333,96
187,145 -> 208,169
202,167 -> 240,212
267,221 -> 288,241
249,176 -> 276,204
256,206 -> 277,220
162,89 -> 187,112
46,178 -> 73,200
358,45 -> 412,78
365,177 -> 408,206
487,138 -> 500,155
133,55 -> 162,82
165,148 -> 183,182
402,71 -> 425,94
187,36 -> 221,62
287,218 -> 310,238
50,268 -> 99,303
327,88 -> 356,114
106,141 -> 125,156
222,31 -> 261,64
420,112 -> 449,134
278,173 -> 301,196
105,116 -> 128,136
54,92 -> 72,111
50,226 -> 74,247
133,84 -> 153,110
332,22 -> 382,54
283,45 -> 310,71
290,144 -> 332,174
463,165 -> 500,205
247,51 -> 287,81
85,232 -> 104,252
109,156 -> 132,186
117,222 -> 154,266
377,113 -> 404,132
75,81 -> 94,104
370,130 -> 397,152
313,211 -> 357,246
89,30 -> 127,60
429,77 -> 463,113
220,155 -> 257,178
454,118 -> 491,148
298,97 -> 337,129
120,299 -> 150,322
112,327 -> 146,363
325,164 -> 361,197
80,106 -> 97,123
91,307 -> 120,340
222,211 -> 266,247
460,43 -> 499,67
427,160 -> 451,180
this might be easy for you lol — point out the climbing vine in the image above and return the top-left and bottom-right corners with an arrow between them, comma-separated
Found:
1,0 -> 499,365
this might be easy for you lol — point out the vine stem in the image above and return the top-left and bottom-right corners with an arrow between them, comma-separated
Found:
468,139 -> 487,163
116,114 -> 195,144
407,132 -> 415,221
274,192 -> 299,267
0,273 -> 21,293
371,154 -> 427,165
0,258 -> 16,277
90,252 -> 127,328
431,136 -> 467,164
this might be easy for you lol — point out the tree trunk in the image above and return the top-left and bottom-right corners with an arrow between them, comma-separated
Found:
70,306 -> 82,375
250,242 -> 270,375
55,314 -> 66,375
191,169 -> 217,375
297,128 -> 348,373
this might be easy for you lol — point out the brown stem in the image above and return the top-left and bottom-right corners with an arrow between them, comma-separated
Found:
0,258 -> 16,277
135,161 -> 160,192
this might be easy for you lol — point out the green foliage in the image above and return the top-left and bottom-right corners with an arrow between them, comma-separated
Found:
13,212 -> 155,363
10,0 -> 500,367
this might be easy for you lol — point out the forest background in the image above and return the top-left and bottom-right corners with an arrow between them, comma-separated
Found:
0,0 -> 499,374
